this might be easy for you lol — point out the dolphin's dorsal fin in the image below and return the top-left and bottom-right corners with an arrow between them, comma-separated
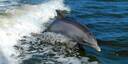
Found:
56,10 -> 67,19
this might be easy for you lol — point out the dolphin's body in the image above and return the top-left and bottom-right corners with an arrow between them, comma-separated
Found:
44,10 -> 101,52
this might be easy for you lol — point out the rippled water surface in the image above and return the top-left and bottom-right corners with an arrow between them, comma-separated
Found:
65,0 -> 128,64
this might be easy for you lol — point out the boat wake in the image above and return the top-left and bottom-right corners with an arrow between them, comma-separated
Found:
0,0 -> 98,64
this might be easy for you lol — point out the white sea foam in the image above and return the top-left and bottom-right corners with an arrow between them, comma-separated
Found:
15,32 -> 98,64
0,0 -> 69,64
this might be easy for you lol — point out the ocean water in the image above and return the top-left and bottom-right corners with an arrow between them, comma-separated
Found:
64,0 -> 128,64
0,0 -> 128,64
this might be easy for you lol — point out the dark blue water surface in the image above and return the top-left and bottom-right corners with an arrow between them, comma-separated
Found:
64,0 -> 128,64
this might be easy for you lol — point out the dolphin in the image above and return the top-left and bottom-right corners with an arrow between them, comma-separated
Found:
43,10 -> 101,52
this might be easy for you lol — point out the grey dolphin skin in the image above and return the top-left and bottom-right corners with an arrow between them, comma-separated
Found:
44,10 -> 101,52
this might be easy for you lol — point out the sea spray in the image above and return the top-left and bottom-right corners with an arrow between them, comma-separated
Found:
0,0 -> 69,64
15,32 -> 98,64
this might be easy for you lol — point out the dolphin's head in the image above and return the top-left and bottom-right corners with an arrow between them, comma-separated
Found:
83,33 -> 101,52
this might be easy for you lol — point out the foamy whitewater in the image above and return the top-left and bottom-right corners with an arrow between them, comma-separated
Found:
0,0 -> 98,64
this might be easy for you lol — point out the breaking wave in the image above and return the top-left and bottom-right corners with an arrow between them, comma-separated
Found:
0,0 -> 98,64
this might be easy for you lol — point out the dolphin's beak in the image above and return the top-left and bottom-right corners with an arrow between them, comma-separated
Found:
89,38 -> 101,52
91,43 -> 101,52
83,38 -> 101,52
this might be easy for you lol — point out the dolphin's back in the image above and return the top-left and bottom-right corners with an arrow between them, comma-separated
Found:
45,18 -> 92,42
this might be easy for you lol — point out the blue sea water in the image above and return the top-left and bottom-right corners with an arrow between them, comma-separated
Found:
64,0 -> 128,64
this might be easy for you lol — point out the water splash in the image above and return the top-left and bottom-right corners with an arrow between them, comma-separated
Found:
15,32 -> 98,64
0,0 -> 69,64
